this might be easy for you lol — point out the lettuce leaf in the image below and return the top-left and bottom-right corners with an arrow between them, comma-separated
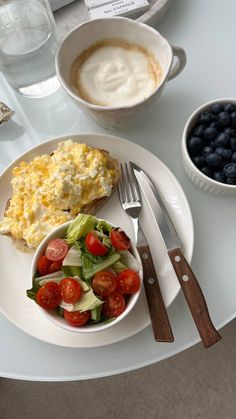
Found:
95,220 -> 113,248
79,240 -> 120,282
112,261 -> 127,273
66,214 -> 96,245
82,252 -> 120,282
60,288 -> 102,312
95,220 -> 113,235
119,250 -> 142,272
26,278 -> 41,301
62,245 -> 82,266
26,272 -> 43,301
62,265 -> 82,278
91,305 -> 102,321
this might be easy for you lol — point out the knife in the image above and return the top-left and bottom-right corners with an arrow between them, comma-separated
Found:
118,162 -> 174,342
131,162 -> 222,348
136,227 -> 174,342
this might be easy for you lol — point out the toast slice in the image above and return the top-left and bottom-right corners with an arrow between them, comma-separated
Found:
1,142 -> 120,251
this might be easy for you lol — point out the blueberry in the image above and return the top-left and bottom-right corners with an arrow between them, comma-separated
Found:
215,132 -> 230,146
192,155 -> 205,168
215,147 -> 232,161
224,103 -> 236,113
201,167 -> 213,177
231,152 -> 236,162
198,112 -> 213,125
210,121 -> 220,131
205,153 -> 222,168
204,126 -> 218,141
187,136 -> 205,152
213,171 -> 225,183
230,138 -> 236,151
224,127 -> 236,137
226,177 -> 236,185
223,162 -> 236,178
194,124 -> 205,137
216,111 -> 231,127
211,103 -> 224,114
209,141 -> 217,149
230,112 -> 236,127
202,146 -> 214,156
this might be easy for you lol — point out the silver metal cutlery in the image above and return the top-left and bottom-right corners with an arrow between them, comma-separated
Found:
131,162 -> 221,348
118,162 -> 174,343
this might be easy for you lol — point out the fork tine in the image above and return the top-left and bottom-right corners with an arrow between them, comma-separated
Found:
128,161 -> 141,202
124,162 -> 132,201
117,165 -> 124,203
118,164 -> 127,203
118,162 -> 141,204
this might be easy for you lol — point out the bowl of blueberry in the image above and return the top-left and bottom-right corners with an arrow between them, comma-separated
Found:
182,98 -> 236,195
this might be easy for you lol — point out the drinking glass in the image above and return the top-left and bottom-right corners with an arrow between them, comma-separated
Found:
0,0 -> 60,97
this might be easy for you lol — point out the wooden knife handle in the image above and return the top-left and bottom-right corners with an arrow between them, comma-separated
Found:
138,244 -> 174,343
168,248 -> 221,348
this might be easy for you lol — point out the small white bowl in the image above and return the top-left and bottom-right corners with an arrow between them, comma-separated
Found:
31,220 -> 143,333
56,16 -> 186,128
182,98 -> 236,196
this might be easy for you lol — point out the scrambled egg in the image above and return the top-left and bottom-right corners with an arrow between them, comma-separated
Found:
0,140 -> 119,249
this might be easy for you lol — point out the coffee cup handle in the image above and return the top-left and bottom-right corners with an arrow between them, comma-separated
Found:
167,46 -> 187,81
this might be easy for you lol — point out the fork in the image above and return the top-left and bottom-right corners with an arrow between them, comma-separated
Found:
118,162 -> 174,343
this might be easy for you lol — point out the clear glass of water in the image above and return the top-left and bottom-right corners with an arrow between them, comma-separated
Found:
0,0 -> 60,97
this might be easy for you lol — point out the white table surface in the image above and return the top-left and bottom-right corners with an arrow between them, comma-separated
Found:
1,0 -> 236,381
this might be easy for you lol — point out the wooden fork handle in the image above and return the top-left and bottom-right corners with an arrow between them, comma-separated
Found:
138,244 -> 174,343
168,248 -> 222,348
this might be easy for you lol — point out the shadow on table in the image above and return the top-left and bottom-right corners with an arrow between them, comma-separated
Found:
0,119 -> 25,142
15,87 -> 79,136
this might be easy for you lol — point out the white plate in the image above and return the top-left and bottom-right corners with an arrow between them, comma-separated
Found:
0,133 -> 194,348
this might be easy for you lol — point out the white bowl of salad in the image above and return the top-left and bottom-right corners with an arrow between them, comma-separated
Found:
28,214 -> 143,333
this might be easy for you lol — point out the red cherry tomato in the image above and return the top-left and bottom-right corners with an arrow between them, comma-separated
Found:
102,292 -> 126,317
37,255 -> 51,275
36,282 -> 61,309
85,232 -> 109,256
92,271 -> 117,297
117,269 -> 141,294
48,260 -> 62,274
64,310 -> 91,327
45,238 -> 69,262
59,277 -> 82,304
110,228 -> 131,250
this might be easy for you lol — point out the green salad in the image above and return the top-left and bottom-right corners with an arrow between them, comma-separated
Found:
27,214 -> 142,327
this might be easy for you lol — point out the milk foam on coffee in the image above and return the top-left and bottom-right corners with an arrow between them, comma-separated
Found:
70,39 -> 162,107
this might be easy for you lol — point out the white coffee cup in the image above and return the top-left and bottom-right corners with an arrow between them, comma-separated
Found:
56,17 -> 186,128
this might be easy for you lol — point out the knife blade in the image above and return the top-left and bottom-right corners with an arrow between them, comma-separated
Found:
131,162 -> 222,349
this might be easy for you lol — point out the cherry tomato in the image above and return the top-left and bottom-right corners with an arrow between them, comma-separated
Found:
36,282 -> 61,309
37,255 -> 51,276
102,292 -> 126,317
92,271 -> 117,297
85,232 -> 109,256
117,269 -> 141,294
64,310 -> 91,327
110,228 -> 131,250
48,260 -> 62,274
45,238 -> 68,262
59,277 -> 82,304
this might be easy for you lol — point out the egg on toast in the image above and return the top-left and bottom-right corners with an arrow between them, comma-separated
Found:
0,140 -> 120,250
